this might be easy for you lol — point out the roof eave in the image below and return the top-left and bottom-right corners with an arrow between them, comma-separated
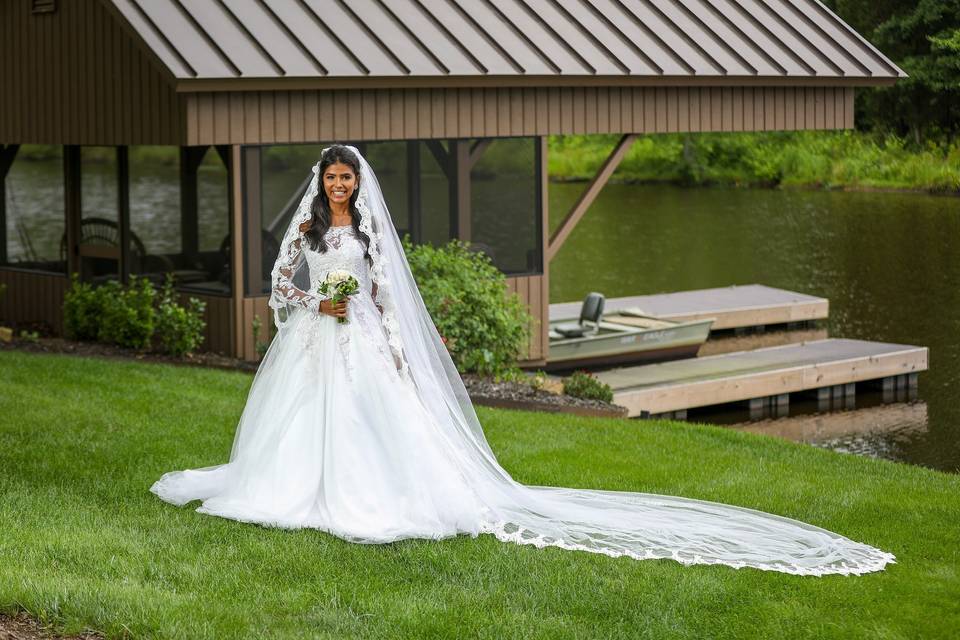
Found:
173,75 -> 903,93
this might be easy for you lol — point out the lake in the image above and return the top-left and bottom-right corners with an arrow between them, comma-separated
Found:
548,182 -> 959,474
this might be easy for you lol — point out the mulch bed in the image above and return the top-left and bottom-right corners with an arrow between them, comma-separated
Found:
460,373 -> 628,418
0,329 -> 628,418
0,612 -> 103,640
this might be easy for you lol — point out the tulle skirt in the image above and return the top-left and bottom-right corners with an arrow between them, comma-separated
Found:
150,294 -> 490,543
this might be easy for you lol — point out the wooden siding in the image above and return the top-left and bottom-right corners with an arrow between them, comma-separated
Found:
184,86 -> 854,145
237,296 -> 272,363
0,268 -> 231,354
505,274 -> 548,363
0,269 -> 68,336
0,0 -> 182,145
182,292 -> 232,356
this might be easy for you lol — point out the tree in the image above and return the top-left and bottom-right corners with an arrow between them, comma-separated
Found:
825,0 -> 960,142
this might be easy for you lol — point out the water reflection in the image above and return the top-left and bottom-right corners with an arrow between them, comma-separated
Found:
731,398 -> 928,464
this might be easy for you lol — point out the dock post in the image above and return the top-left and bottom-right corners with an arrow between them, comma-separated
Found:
881,377 -> 895,403
748,397 -> 765,420
817,387 -> 831,412
772,393 -> 788,417
673,409 -> 687,421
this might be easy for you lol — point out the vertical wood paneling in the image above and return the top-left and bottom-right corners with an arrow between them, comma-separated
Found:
177,85 -> 861,144
374,88 -> 389,139
347,90 -> 363,140
536,87 -> 549,135
432,89 -> 445,138
844,87 -> 855,128
824,87 -> 835,129
0,270 -> 68,336
504,274 -> 547,360
417,88 -> 431,138
289,91 -> 304,141
815,87 -> 826,129
518,88 -> 533,136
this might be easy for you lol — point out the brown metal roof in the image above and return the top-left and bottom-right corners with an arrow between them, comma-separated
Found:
104,0 -> 905,89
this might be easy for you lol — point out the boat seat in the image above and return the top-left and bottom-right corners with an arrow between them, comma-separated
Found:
554,292 -> 605,338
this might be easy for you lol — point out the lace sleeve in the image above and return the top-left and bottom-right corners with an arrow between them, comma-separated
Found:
275,237 -> 322,314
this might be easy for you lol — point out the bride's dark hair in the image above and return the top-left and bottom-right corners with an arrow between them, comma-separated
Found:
300,144 -> 371,260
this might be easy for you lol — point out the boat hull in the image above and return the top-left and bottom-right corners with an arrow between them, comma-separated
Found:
544,317 -> 714,371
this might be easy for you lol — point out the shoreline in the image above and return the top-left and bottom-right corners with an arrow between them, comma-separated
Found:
548,174 -> 960,196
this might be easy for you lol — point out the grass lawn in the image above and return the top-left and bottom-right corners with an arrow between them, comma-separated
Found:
1,350 -> 958,639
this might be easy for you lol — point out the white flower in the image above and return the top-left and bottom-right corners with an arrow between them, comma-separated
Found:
325,270 -> 354,285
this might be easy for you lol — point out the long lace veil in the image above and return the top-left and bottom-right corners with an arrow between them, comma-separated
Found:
263,145 -> 895,576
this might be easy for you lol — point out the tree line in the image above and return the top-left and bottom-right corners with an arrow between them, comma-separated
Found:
826,0 -> 960,144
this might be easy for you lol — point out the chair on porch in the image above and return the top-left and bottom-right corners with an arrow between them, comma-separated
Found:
59,217 -> 177,285
553,292 -> 605,338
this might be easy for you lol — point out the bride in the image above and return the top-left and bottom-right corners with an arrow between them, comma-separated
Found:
151,144 -> 895,576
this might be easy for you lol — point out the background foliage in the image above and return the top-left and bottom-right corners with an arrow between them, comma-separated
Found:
401,236 -> 531,377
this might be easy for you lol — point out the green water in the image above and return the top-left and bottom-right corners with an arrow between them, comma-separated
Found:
549,183 -> 960,473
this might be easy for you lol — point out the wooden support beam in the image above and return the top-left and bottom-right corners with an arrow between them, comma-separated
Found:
406,141 -> 421,243
0,145 -> 20,265
180,146 -> 207,261
449,140 -> 471,241
546,133 -> 637,262
229,144 -> 243,357
425,140 -> 448,176
117,146 -> 131,285
63,145 -> 82,278
469,139 -> 492,167
242,146 -> 262,296
214,145 -> 232,171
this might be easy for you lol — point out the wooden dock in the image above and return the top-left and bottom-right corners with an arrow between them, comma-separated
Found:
593,339 -> 928,419
549,284 -> 828,331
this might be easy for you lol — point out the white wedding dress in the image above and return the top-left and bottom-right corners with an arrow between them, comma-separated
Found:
153,225 -> 490,541
151,147 -> 896,576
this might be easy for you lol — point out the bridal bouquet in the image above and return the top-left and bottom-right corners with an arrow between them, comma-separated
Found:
319,270 -> 360,324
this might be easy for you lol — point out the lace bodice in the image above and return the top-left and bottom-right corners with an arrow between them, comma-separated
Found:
303,225 -> 372,296
275,225 -> 410,384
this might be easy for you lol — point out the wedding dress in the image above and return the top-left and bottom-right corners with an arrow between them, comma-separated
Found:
151,145 -> 896,576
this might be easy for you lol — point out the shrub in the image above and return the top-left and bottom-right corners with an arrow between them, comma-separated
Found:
562,369 -> 614,403
401,235 -> 531,377
63,273 -> 103,341
154,273 -> 206,356
97,276 -> 156,349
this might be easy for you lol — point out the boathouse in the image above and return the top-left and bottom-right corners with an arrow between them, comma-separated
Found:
0,0 -> 904,364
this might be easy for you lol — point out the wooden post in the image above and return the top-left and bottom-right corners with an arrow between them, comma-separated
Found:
546,134 -> 637,262
117,145 -> 131,285
179,146 -> 207,263
450,140 -> 470,241
406,141 -> 421,243
538,136 -> 550,362
63,145 -> 82,279
0,145 -> 20,265
229,144 -> 243,358
242,146 -> 262,297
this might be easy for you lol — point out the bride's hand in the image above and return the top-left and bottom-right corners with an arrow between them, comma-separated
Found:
319,297 -> 347,320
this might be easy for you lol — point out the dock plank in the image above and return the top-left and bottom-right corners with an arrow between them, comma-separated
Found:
598,339 -> 928,417
549,284 -> 828,330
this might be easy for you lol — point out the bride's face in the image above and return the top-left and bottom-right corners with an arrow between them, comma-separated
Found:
323,162 -> 358,206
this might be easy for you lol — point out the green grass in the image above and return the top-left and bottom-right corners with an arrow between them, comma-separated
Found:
1,350 -> 958,639
549,131 -> 960,193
